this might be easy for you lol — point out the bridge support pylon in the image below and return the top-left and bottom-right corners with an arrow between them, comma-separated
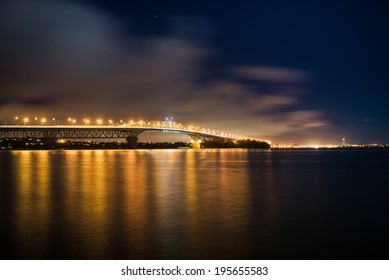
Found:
126,136 -> 138,148
46,138 -> 56,149
191,138 -> 202,149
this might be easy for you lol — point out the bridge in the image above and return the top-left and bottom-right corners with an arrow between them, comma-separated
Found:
0,120 -> 265,149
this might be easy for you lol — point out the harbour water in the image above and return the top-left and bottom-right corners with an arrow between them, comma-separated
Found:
0,149 -> 388,259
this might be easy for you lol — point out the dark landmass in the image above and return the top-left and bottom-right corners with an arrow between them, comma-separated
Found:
202,139 -> 271,148
0,138 -> 271,150
3,138 -> 387,150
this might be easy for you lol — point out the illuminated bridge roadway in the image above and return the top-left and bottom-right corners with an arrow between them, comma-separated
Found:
0,121 -> 265,149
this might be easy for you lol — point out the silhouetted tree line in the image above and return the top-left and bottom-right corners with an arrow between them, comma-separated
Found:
0,138 -> 190,149
236,140 -> 271,148
0,138 -> 270,149
0,138 -> 53,149
201,139 -> 270,148
136,142 -> 189,149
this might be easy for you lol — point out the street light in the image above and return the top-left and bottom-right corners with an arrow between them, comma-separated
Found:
41,118 -> 46,126
23,117 -> 29,126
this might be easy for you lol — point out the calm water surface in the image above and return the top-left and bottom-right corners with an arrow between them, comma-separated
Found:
1,149 -> 388,259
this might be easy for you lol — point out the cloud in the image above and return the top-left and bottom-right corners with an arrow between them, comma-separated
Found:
0,0 -> 328,142
235,66 -> 310,83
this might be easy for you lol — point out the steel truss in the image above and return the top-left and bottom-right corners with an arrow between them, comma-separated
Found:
0,128 -> 142,139
0,127 -> 232,142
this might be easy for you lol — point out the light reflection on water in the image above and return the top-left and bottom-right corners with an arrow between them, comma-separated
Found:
1,149 -> 389,259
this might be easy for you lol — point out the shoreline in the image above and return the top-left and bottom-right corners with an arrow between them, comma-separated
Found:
1,146 -> 388,151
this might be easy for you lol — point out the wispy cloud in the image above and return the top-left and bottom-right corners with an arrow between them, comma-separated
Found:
235,66 -> 310,83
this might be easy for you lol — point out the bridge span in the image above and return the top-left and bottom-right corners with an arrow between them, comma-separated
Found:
0,121 -> 264,149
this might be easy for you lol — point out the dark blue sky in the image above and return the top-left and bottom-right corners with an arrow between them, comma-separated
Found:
1,0 -> 388,144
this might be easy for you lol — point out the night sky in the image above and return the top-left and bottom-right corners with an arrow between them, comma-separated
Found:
1,0 -> 388,144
